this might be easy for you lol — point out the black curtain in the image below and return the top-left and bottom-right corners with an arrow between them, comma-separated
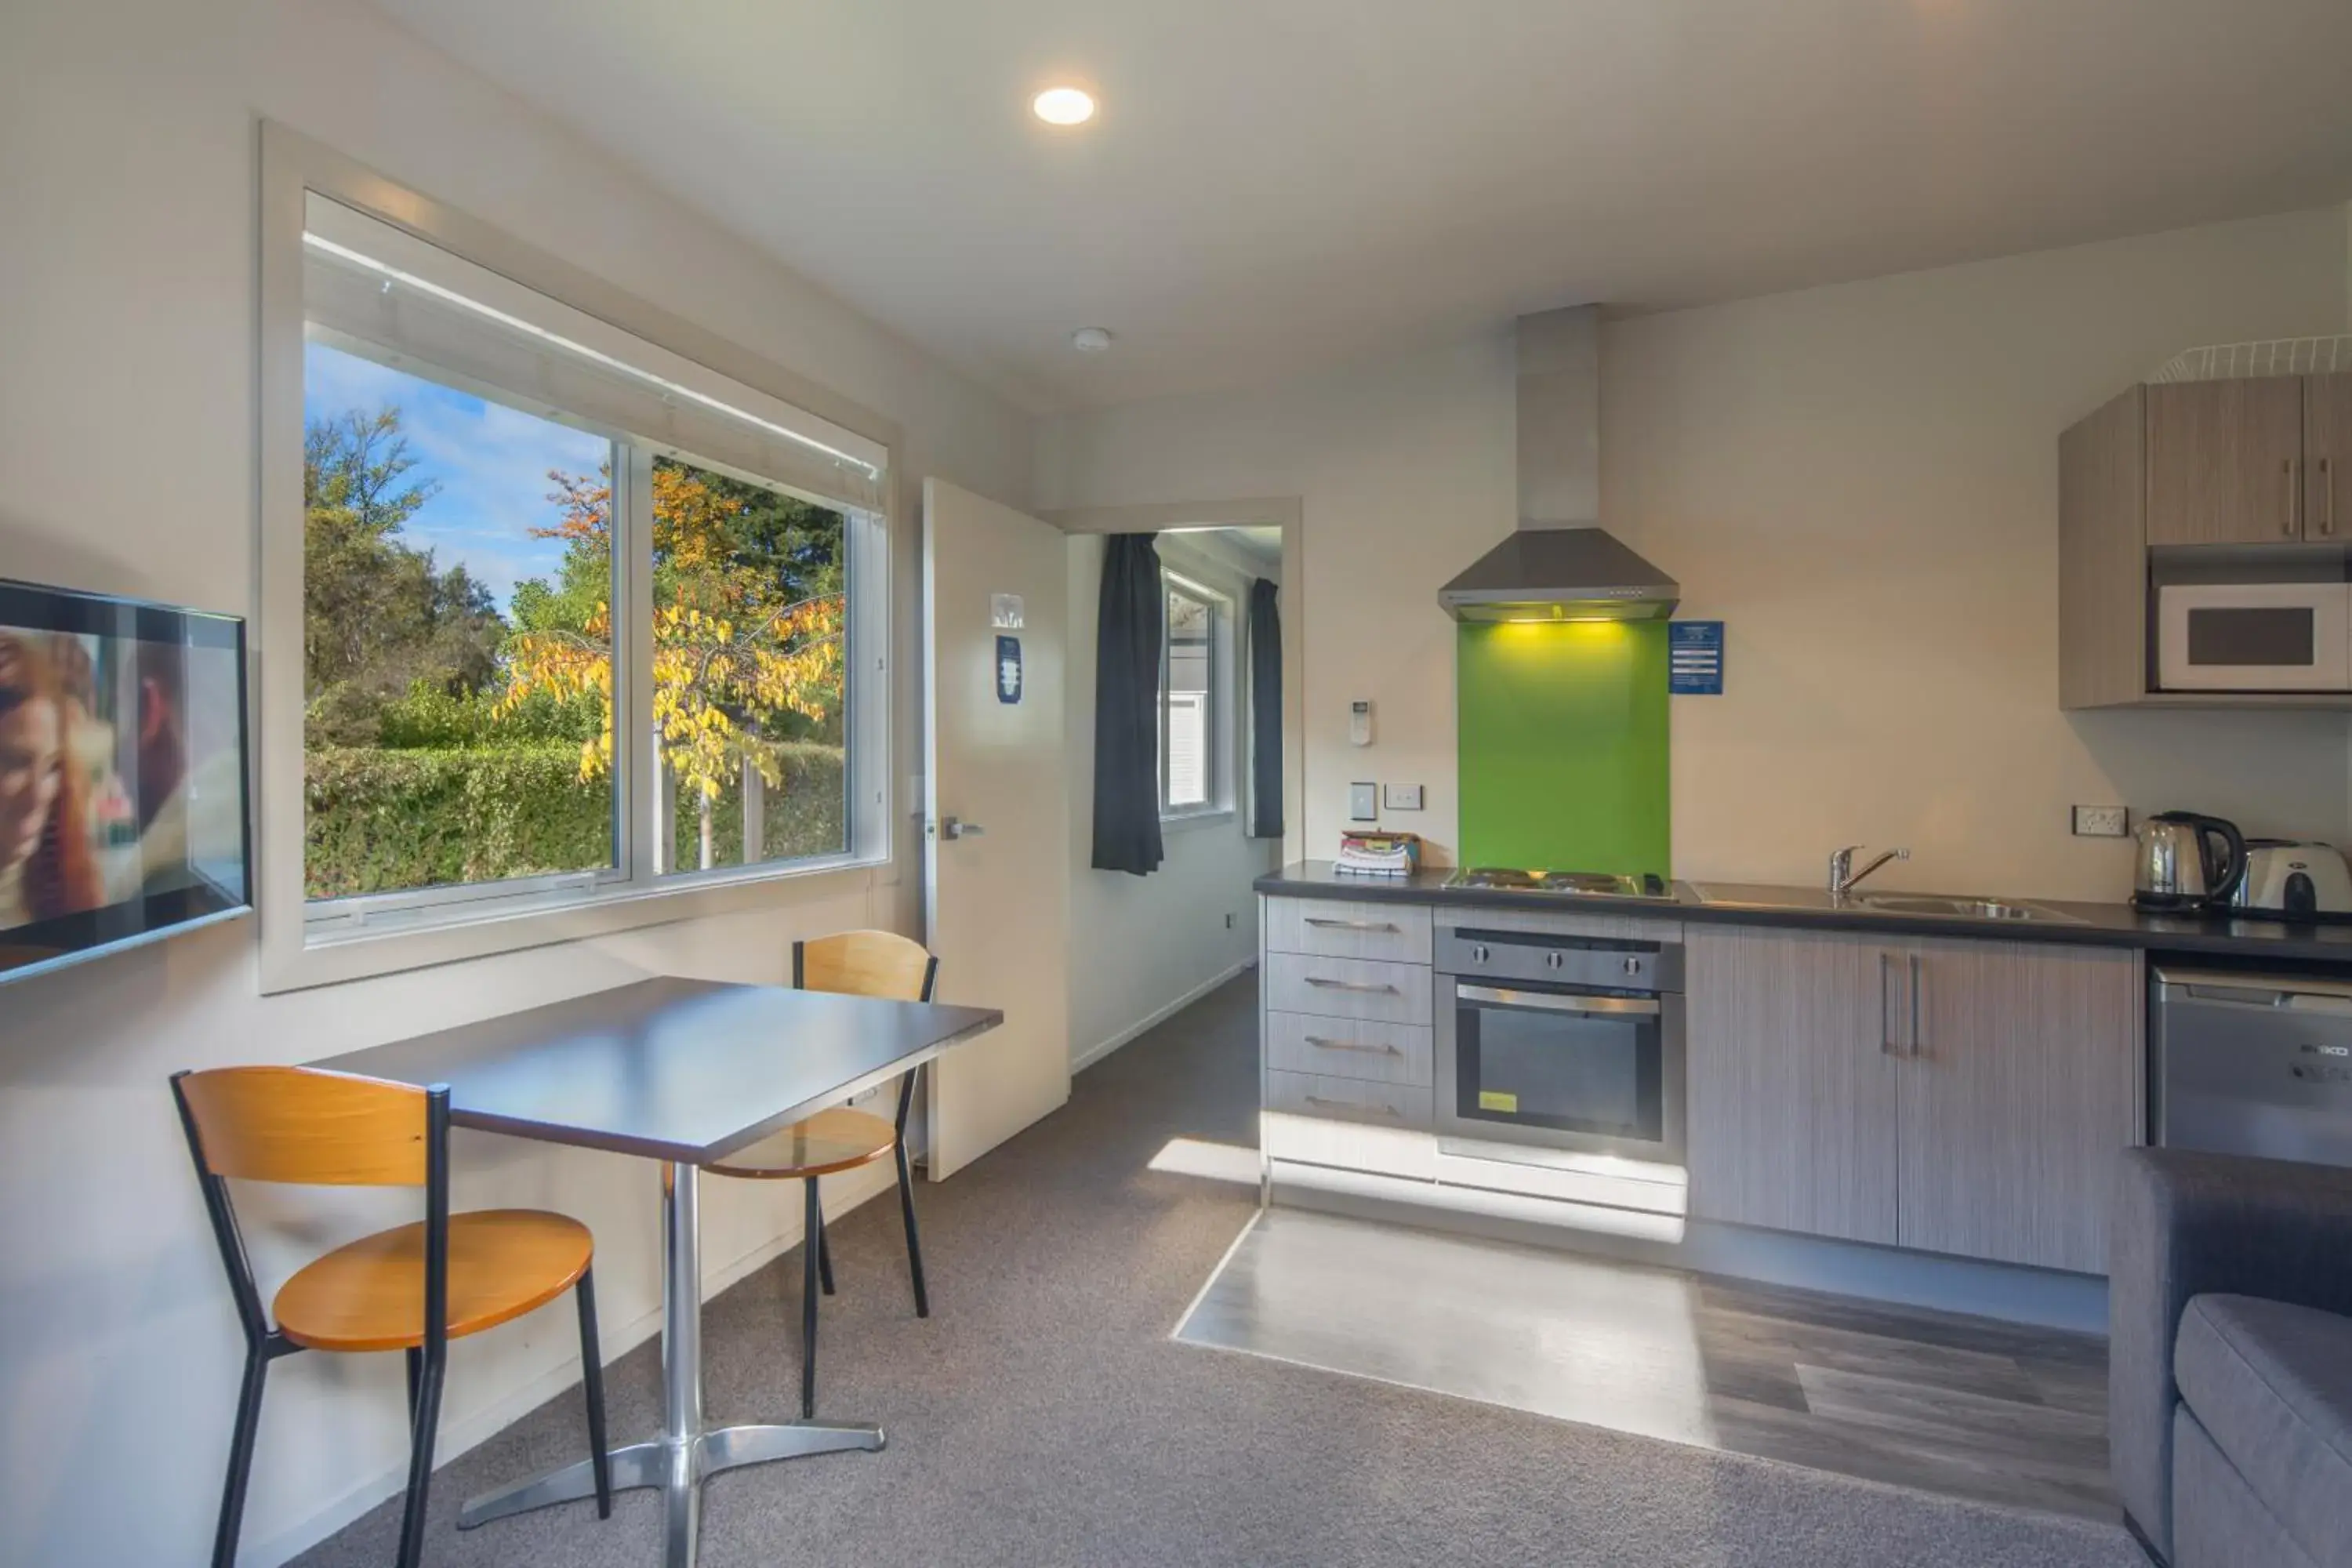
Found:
1091,534 -> 1165,876
1247,577 -> 1284,840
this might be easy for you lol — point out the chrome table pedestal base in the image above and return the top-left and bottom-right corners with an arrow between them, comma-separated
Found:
458,1163 -> 883,1566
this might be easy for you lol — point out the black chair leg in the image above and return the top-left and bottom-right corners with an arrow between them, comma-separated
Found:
575,1271 -> 612,1519
394,1345 -> 446,1568
404,1347 -> 422,1434
800,1178 -> 822,1419
894,1137 -> 931,1319
816,1204 -> 836,1297
211,1345 -> 270,1568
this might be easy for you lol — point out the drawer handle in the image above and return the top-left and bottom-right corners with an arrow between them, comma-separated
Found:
1304,1036 -> 1403,1056
1305,1094 -> 1401,1118
1305,917 -> 1399,932
1305,977 -> 1398,993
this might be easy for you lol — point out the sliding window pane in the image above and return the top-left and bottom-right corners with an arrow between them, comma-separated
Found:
300,336 -> 617,901
649,455 -> 849,875
1165,585 -> 1212,809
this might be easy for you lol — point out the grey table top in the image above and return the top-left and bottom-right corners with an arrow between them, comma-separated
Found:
314,975 -> 1004,1164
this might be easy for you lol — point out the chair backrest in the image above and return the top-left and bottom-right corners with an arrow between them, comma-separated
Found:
172,1065 -> 453,1351
794,930 -> 938,1003
175,1065 -> 432,1185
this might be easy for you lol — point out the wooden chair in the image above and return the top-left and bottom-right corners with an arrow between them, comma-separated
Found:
703,930 -> 937,1418
172,1065 -> 611,1568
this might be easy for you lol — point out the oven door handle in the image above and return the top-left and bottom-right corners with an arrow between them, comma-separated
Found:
1456,984 -> 1660,1017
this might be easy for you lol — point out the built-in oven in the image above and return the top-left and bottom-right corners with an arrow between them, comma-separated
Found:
1433,924 -> 1686,1174
2156,582 -> 2352,692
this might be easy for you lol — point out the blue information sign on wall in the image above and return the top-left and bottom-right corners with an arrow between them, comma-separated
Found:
996,635 -> 1023,704
1668,620 -> 1724,695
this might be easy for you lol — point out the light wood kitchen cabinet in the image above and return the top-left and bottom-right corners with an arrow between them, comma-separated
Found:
2307,373 -> 2352,543
1687,925 -> 2140,1274
2062,372 -> 2352,708
2144,376 -> 2308,545
1686,927 -> 1900,1247
1895,938 -> 2140,1274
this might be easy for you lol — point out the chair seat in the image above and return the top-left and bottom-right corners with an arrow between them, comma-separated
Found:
273,1209 -> 593,1352
705,1107 -> 898,1180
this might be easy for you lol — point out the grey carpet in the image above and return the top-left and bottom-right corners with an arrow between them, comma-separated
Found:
296,973 -> 2143,1566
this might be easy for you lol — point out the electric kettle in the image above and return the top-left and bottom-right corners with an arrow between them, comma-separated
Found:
2132,811 -> 2248,912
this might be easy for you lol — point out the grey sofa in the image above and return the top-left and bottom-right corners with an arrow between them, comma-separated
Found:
2111,1147 -> 2352,1567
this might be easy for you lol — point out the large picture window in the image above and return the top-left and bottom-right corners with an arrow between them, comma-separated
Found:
262,154 -> 890,985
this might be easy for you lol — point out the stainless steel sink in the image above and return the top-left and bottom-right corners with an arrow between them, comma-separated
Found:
1856,893 -> 2082,924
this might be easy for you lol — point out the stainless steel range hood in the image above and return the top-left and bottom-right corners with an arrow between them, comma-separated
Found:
1439,306 -> 1679,622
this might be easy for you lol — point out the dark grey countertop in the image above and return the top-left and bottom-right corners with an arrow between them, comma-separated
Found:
1256,862 -> 2352,967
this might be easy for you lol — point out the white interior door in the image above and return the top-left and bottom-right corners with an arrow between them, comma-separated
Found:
923,479 -> 1071,1178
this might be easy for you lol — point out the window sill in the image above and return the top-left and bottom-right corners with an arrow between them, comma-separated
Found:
263,852 -> 886,995
1160,808 -> 1238,837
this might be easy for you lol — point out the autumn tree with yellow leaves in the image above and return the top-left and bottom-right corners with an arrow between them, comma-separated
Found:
500,458 -> 845,864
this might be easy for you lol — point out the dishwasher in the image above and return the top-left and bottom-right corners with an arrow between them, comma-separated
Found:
2152,967 -> 2352,1167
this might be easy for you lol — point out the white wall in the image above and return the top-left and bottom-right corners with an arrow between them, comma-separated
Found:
1038,206 -> 2352,902
0,2 -> 1033,1563
1063,533 -> 1276,1068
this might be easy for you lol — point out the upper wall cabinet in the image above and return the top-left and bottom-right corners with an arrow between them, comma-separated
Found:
2144,377 -> 2308,545
2059,372 -> 2352,710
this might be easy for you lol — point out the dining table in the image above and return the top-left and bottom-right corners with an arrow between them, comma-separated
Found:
314,973 -> 1003,1568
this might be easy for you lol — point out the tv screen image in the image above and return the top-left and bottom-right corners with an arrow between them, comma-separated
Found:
0,579 -> 250,984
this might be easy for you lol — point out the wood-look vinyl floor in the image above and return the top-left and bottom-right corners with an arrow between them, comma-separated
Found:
1178,1207 -> 2115,1521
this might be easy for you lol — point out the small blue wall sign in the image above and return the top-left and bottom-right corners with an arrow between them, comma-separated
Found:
996,635 -> 1023,704
1668,620 -> 1724,695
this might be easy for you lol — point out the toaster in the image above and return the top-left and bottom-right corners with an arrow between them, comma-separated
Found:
2230,840 -> 2352,920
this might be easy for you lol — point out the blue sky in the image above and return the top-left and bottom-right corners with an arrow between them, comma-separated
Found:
303,339 -> 611,614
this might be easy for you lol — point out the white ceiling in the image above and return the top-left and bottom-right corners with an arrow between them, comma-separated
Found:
369,0 -> 2352,413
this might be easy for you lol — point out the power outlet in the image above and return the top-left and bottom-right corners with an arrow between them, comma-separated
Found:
2072,805 -> 2129,838
1382,782 -> 1425,811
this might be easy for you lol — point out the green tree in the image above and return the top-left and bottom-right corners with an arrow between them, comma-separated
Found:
302,406 -> 510,742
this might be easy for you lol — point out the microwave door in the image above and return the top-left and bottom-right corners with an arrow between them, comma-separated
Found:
2158,583 -> 2352,691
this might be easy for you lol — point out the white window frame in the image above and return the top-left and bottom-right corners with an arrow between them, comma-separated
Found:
1157,568 -> 1236,829
257,125 -> 902,993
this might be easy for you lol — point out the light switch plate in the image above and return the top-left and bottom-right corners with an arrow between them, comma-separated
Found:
2072,804 -> 2129,838
1348,782 -> 1378,822
1382,782 -> 1425,811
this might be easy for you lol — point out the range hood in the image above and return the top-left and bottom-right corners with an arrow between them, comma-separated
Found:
1439,306 -> 1679,622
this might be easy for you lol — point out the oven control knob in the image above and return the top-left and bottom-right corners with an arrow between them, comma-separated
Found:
1472,944 -> 1490,964
1546,952 -> 1563,969
1623,956 -> 1643,977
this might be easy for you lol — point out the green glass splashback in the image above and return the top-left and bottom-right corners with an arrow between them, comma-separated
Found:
1456,619 -> 1670,877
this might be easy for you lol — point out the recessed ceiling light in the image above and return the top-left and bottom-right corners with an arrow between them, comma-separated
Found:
1033,86 -> 1096,126
1071,328 -> 1114,353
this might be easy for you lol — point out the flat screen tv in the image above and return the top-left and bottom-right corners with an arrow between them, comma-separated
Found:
0,579 -> 250,985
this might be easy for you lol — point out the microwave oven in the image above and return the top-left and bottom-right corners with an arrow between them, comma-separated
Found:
2157,583 -> 2352,692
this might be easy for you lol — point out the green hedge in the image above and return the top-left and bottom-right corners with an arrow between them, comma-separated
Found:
306,742 -> 846,900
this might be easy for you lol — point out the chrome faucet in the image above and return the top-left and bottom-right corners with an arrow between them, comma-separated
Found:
1829,844 -> 1908,898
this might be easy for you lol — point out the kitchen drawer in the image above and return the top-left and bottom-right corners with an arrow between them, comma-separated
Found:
1265,1069 -> 1433,1132
1264,897 -> 1433,964
1265,1011 -> 1432,1087
1264,952 -> 1433,1026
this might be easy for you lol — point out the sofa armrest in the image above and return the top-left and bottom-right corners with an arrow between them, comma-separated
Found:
2110,1146 -> 2352,1559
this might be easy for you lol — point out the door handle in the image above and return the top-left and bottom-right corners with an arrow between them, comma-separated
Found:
2285,457 -> 2299,537
936,816 -> 985,840
1304,917 -> 1399,933
1909,953 -> 1924,1058
1880,952 -> 1900,1056
2322,457 -> 2336,539
1305,976 -> 1398,994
